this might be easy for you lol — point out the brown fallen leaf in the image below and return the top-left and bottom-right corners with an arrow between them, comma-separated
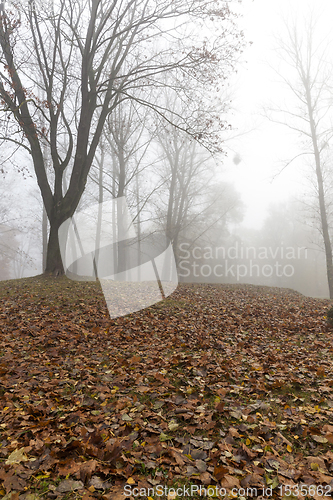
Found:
80,459 -> 98,484
3,470 -> 27,492
90,475 -> 112,489
240,473 -> 265,488
2,493 -> 20,500
228,427 -> 241,438
326,433 -> 333,444
56,480 -> 84,493
169,448 -> 187,466
58,460 -> 82,477
220,474 -> 240,489
323,424 -> 333,433
306,456 -> 327,470
104,439 -> 123,463
29,439 -> 44,451
200,471 -> 213,485
240,442 -> 256,460
214,465 -> 229,481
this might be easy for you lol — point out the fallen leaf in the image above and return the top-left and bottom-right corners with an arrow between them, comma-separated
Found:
5,448 -> 29,465
56,480 -> 84,493
312,435 -> 328,444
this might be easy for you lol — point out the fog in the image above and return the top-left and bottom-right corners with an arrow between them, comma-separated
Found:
225,0 -> 331,229
1,0 -> 333,299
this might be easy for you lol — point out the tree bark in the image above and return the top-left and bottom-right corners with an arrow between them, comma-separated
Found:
45,218 -> 64,276
305,82 -> 333,298
42,206 -> 48,273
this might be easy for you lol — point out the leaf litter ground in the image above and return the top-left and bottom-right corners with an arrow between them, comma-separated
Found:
1,277 -> 333,500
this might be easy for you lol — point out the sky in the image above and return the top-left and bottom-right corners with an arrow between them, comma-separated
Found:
222,0 -> 333,229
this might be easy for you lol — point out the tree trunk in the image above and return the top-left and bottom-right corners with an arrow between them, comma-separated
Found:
136,172 -> 141,281
116,146 -> 127,278
315,166 -> 333,298
95,146 -> 105,277
117,200 -> 127,278
306,84 -> 333,298
42,205 -> 48,272
45,219 -> 65,276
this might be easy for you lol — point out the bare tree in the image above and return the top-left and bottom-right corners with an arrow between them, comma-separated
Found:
0,0 -> 244,275
87,99 -> 160,275
267,12 -> 333,298
154,126 -> 214,258
152,98 -> 243,264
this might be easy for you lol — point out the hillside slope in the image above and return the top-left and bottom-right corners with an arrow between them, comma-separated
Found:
0,278 -> 332,499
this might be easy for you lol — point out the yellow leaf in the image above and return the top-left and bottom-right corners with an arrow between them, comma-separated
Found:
3,407 -> 9,412
312,435 -> 328,443
245,438 -> 251,446
287,445 -> 292,453
127,477 -> 135,485
207,485 -> 219,497
5,447 -> 29,465
168,419 -> 179,431
168,492 -> 178,500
